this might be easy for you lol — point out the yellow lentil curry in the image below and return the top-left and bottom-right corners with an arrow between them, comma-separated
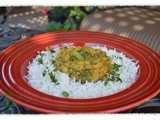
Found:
55,46 -> 113,83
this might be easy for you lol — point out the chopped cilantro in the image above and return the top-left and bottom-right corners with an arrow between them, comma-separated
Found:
37,52 -> 45,64
42,70 -> 47,76
37,58 -> 43,64
104,63 -> 122,85
62,91 -> 69,98
49,49 -> 55,54
52,60 -> 56,64
48,72 -> 59,85
39,52 -> 45,57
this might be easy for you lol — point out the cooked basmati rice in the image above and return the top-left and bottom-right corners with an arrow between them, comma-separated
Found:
26,44 -> 139,99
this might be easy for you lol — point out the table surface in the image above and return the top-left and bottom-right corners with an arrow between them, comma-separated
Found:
0,26 -> 160,114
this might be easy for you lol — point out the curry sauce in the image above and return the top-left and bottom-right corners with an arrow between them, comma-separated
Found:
55,46 -> 113,83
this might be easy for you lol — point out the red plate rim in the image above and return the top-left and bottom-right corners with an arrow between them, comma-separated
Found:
0,31 -> 160,113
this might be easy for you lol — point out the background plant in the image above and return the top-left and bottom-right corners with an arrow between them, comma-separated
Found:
46,18 -> 76,32
45,6 -> 108,32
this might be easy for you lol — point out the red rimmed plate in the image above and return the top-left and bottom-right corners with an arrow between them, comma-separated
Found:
0,31 -> 160,113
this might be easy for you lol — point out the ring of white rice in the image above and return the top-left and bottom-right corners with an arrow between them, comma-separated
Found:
26,44 -> 139,99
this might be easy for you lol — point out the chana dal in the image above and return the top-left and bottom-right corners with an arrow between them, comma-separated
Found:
55,46 -> 113,83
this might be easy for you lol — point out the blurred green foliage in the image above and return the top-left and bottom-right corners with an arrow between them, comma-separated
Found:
45,6 -> 108,32
46,18 -> 76,32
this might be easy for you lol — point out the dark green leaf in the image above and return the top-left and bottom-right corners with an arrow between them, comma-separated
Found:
37,52 -> 45,64
49,49 -> 55,53
62,91 -> 69,98
39,52 -> 45,57
48,72 -> 58,84
42,70 -> 47,76
79,69 -> 90,79
52,60 -> 56,64
37,58 -> 43,64
104,63 -> 123,85
55,82 -> 60,85
119,57 -> 122,59
53,67 -> 58,72
114,63 -> 122,69
81,51 -> 90,58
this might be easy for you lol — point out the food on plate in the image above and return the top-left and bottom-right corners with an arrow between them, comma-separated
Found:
55,46 -> 113,83
27,44 -> 139,99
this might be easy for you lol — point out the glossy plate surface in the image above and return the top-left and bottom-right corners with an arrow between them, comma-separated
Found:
0,31 -> 160,113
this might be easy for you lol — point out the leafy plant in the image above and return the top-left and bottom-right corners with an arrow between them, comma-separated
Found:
46,18 -> 76,32
45,6 -> 105,32
63,18 -> 76,30
67,7 -> 87,21
64,6 -> 97,23
48,6 -> 67,16
46,21 -> 62,32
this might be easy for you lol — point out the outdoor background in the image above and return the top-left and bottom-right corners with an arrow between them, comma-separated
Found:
0,6 -> 110,32
1,6 -> 48,31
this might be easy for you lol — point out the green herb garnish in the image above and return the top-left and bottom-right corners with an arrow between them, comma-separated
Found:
62,91 -> 69,98
48,72 -> 59,84
79,69 -> 90,78
37,52 -> 45,64
53,67 -> 58,72
49,49 -> 55,54
55,82 -> 59,85
64,46 -> 68,49
104,63 -> 122,85
73,51 -> 84,61
37,58 -> 43,64
94,54 -> 100,59
42,70 -> 47,76
52,60 -> 56,64
81,51 -> 90,59
39,52 -> 45,57
119,57 -> 122,59
114,63 -> 122,69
